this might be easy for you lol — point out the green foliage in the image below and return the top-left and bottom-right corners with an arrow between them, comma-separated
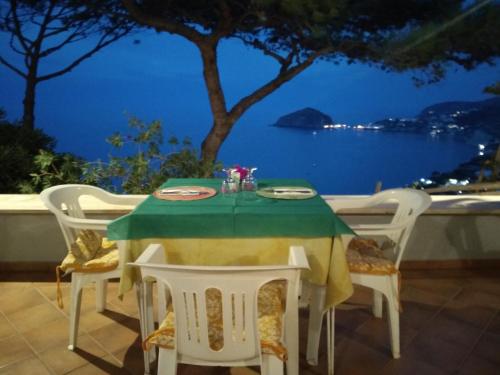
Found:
0,111 -> 57,193
484,81 -> 500,96
18,150 -> 84,193
2,110 -> 220,194
83,116 -> 221,194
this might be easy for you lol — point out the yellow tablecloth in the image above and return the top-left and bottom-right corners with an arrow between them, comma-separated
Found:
119,236 -> 353,309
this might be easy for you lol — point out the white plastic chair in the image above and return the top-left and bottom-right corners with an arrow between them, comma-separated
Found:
307,188 -> 432,373
40,185 -> 151,361
131,243 -> 310,375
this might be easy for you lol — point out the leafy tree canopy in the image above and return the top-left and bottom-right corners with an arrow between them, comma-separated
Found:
116,0 -> 499,170
0,0 -> 135,129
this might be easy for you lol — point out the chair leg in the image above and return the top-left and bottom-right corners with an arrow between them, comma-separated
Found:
68,274 -> 84,351
284,298 -> 299,375
157,281 -> 167,324
372,290 -> 383,318
326,308 -> 335,375
306,285 -> 326,366
157,348 -> 177,375
261,354 -> 284,375
95,280 -> 108,313
144,281 -> 155,346
386,276 -> 400,359
136,281 -> 155,375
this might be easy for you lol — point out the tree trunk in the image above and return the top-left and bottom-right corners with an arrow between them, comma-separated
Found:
201,119 -> 233,171
22,71 -> 37,131
198,39 -> 234,175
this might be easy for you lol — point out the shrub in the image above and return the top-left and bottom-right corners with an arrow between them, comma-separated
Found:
0,109 -> 57,193
82,116 -> 221,194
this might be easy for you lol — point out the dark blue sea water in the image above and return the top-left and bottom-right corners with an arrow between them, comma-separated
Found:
50,115 -> 478,195
220,126 -> 478,194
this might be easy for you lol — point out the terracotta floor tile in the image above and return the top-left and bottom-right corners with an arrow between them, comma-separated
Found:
7,300 -> 64,333
0,282 -> 33,298
65,354 -> 126,375
400,284 -> 449,309
78,307 -> 130,333
34,282 -> 70,304
382,355 -> 448,375
404,333 -> 470,373
418,313 -> 484,348
399,300 -> 440,332
112,344 -> 148,375
0,356 -> 52,375
334,304 -> 372,332
88,317 -> 141,354
486,312 -> 500,335
440,303 -> 496,330
457,353 -> 500,375
22,316 -> 77,352
0,314 -> 16,340
352,316 -> 418,356
0,335 -> 34,368
333,337 -> 390,374
38,334 -> 108,375
403,277 -> 463,300
463,277 -> 500,297
0,288 -> 47,315
469,332 -> 500,365
2,270 -> 500,375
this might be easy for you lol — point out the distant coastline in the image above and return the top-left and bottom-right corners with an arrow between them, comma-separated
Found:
274,97 -> 500,140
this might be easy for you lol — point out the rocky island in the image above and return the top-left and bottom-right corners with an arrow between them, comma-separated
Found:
273,107 -> 333,129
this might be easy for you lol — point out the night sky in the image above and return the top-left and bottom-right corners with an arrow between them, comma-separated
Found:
1,30 -> 498,150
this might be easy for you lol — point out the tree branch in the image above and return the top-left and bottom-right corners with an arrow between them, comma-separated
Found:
37,30 -> 128,82
39,26 -> 89,58
228,49 -> 330,123
0,55 -> 26,77
10,0 -> 30,52
122,0 -> 202,42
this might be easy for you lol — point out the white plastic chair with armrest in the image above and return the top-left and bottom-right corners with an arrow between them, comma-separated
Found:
307,188 -> 431,373
40,185 -> 150,353
131,243 -> 310,375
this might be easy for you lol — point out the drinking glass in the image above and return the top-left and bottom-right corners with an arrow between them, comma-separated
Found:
221,169 -> 239,196
241,167 -> 258,192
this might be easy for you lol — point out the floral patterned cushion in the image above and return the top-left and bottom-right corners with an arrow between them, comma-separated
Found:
59,230 -> 119,273
56,230 -> 119,308
346,238 -> 397,275
143,280 -> 288,361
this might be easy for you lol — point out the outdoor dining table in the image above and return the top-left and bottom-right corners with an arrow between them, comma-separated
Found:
107,178 -> 354,373
107,178 -> 354,309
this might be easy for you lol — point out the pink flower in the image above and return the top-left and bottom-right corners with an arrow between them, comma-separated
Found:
234,165 -> 249,180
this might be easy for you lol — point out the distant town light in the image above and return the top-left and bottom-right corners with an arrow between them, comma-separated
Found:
478,144 -> 485,150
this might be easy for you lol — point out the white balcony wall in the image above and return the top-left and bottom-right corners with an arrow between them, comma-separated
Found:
1,194 -> 500,263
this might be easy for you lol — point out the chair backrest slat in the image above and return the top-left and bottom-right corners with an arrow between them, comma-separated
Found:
133,244 -> 308,363
331,189 -> 432,269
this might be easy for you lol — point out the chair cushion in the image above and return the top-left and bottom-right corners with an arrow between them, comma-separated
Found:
59,230 -> 119,273
143,280 -> 288,361
55,230 -> 119,309
346,238 -> 397,275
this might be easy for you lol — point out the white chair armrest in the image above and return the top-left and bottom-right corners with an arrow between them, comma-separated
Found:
289,246 -> 310,270
98,193 -> 146,207
63,216 -> 111,231
132,243 -> 166,265
349,221 -> 411,233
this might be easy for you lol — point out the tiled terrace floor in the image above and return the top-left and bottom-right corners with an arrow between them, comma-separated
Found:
1,270 -> 500,374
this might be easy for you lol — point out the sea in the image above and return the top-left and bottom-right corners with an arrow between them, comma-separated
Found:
52,118 -> 479,195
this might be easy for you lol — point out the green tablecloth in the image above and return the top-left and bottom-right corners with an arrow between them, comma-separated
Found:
107,178 -> 353,239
